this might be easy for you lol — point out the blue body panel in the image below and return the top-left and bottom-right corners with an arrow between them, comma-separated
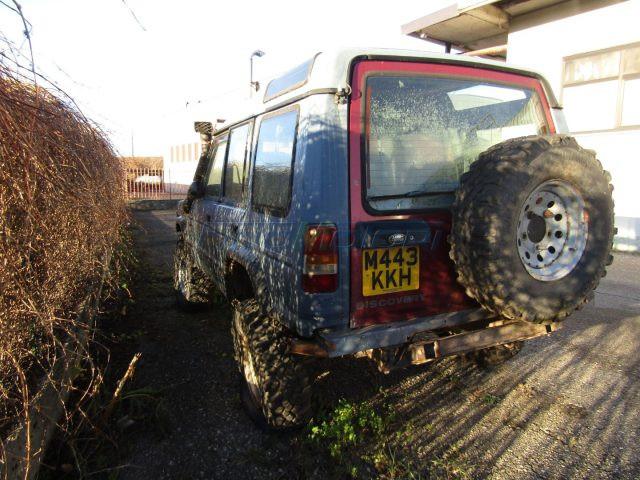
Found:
185,94 -> 350,337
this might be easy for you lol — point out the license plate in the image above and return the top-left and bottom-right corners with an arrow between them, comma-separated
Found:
362,246 -> 420,297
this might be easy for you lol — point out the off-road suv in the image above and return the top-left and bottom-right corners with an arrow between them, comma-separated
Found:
174,48 -> 615,429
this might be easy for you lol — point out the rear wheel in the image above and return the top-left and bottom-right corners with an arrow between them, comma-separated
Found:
450,135 -> 615,323
173,240 -> 212,311
231,299 -> 311,430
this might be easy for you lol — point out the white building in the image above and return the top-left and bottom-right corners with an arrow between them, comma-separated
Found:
162,101 -> 213,196
162,91 -> 252,195
164,140 -> 201,195
402,0 -> 640,251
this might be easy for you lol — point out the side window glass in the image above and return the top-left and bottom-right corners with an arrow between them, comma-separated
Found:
223,123 -> 252,203
252,109 -> 298,214
205,137 -> 227,197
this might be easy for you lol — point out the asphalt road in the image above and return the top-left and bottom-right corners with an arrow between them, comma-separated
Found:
117,209 -> 639,479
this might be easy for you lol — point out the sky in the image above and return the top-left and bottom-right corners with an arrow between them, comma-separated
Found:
0,0 -> 446,156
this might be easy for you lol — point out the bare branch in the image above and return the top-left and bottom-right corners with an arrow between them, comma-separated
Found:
10,1 -> 35,85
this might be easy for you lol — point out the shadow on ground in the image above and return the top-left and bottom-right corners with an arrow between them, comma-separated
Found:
109,210 -> 639,480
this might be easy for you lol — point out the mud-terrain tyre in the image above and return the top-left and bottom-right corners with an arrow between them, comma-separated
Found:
463,341 -> 523,368
231,299 -> 311,430
173,240 -> 212,311
450,135 -> 615,323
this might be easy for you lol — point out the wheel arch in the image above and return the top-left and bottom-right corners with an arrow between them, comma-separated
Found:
224,245 -> 269,309
176,212 -> 187,233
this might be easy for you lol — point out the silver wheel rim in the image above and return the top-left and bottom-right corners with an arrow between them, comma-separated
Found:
516,179 -> 588,282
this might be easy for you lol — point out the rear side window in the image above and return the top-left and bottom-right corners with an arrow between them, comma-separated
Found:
224,123 -> 252,203
252,109 -> 298,215
205,137 -> 228,197
264,57 -> 314,102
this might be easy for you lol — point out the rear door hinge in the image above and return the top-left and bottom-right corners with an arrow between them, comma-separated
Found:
335,84 -> 352,104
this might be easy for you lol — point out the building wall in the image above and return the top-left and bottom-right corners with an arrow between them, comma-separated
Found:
163,142 -> 201,195
507,0 -> 640,251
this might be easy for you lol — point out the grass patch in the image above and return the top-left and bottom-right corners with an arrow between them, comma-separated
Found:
481,393 -> 501,406
369,445 -> 425,480
37,374 -> 170,479
298,396 -> 472,479
308,399 -> 388,459
301,398 -> 392,478
430,442 -> 471,479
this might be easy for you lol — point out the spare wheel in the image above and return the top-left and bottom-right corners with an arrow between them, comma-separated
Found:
449,135 -> 615,323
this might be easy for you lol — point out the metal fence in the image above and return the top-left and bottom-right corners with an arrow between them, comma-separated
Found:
125,167 -> 176,200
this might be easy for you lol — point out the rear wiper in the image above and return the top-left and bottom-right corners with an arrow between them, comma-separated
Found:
367,189 -> 445,201
404,189 -> 436,198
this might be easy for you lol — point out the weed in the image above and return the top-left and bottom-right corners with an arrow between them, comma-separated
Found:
482,393 -> 501,405
308,399 -> 386,459
38,379 -> 167,479
302,399 -> 392,478
368,444 -> 425,480
430,442 -> 470,480
110,329 -> 146,343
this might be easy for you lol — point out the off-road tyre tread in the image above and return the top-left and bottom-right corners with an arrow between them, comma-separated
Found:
174,240 -> 212,311
232,299 -> 311,429
450,135 -> 615,323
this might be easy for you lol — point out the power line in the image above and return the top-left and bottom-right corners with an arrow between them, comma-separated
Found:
0,0 -> 19,15
120,0 -> 146,32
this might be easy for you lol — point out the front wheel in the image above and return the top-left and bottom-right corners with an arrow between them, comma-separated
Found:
173,240 -> 212,311
231,299 -> 311,430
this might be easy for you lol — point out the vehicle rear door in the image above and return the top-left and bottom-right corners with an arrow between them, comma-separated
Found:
348,60 -> 554,328
215,121 -> 254,270
198,134 -> 228,277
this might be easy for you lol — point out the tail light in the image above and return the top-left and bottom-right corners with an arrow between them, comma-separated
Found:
302,225 -> 338,293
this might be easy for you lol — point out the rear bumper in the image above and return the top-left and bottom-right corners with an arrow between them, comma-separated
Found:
296,308 -> 491,358
291,308 -> 559,361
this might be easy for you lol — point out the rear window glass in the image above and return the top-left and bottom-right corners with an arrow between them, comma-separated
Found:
264,58 -> 314,102
252,109 -> 298,215
365,75 -> 549,211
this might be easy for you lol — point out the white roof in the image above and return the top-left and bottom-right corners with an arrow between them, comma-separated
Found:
215,47 -> 555,132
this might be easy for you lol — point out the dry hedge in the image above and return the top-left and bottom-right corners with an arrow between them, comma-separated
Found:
0,65 -> 126,440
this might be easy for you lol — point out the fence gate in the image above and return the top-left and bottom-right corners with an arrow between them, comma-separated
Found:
125,167 -> 175,200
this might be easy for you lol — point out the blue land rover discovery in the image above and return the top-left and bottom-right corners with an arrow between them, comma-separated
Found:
174,48 -> 615,429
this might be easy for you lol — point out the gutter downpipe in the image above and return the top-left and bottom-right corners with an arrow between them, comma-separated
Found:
463,44 -> 508,57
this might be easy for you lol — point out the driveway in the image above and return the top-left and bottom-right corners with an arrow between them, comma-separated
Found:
117,209 -> 639,479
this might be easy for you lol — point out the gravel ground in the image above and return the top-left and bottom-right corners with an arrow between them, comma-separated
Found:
115,209 -> 640,480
